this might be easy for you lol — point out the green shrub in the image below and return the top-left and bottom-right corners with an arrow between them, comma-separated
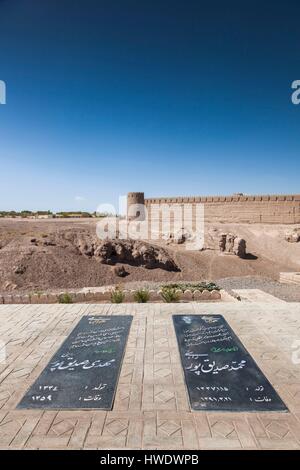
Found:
58,293 -> 73,304
160,287 -> 180,303
134,289 -> 150,303
32,290 -> 43,297
159,282 -> 220,292
111,287 -> 125,304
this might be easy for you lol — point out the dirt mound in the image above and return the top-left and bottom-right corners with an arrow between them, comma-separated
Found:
50,230 -> 179,270
0,220 -> 180,292
285,228 -> 300,243
218,233 -> 246,258
76,237 -> 179,271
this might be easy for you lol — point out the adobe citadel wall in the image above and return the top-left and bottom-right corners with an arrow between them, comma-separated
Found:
128,192 -> 300,224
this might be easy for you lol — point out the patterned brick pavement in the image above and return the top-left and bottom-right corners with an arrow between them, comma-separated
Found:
0,302 -> 300,449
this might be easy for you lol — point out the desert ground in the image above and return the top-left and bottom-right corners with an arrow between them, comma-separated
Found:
0,218 -> 299,299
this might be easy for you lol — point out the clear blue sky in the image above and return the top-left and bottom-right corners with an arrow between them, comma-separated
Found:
0,0 -> 299,212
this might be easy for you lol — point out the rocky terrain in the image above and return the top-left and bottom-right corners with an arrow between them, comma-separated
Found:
0,218 -> 299,294
75,236 -> 179,271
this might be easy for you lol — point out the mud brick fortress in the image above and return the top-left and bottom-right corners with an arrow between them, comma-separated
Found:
127,192 -> 300,224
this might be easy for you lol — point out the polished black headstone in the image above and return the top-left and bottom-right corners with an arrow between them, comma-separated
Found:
173,314 -> 288,412
18,315 -> 132,410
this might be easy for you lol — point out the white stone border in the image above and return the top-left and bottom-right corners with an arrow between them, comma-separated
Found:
0,288 -> 222,304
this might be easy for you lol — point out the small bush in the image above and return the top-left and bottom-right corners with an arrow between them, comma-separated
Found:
32,290 -> 43,297
134,289 -> 150,303
159,282 -> 220,292
58,293 -> 73,304
160,287 -> 180,303
111,287 -> 125,304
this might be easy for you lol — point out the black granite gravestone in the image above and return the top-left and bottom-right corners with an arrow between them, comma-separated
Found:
18,315 -> 132,410
173,314 -> 288,412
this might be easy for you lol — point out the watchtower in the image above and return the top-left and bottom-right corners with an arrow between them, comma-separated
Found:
127,192 -> 145,220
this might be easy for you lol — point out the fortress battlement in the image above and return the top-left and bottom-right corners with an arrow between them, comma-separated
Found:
127,192 -> 300,224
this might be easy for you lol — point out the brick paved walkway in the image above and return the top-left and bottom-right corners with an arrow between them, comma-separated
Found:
0,302 -> 300,449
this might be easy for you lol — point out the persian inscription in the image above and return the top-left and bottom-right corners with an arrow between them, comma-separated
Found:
173,315 -> 288,411
18,315 -> 132,410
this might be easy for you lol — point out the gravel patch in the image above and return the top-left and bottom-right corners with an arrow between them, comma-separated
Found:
217,276 -> 300,302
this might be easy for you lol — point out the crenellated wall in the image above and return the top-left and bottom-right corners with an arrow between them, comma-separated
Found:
128,193 -> 300,224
